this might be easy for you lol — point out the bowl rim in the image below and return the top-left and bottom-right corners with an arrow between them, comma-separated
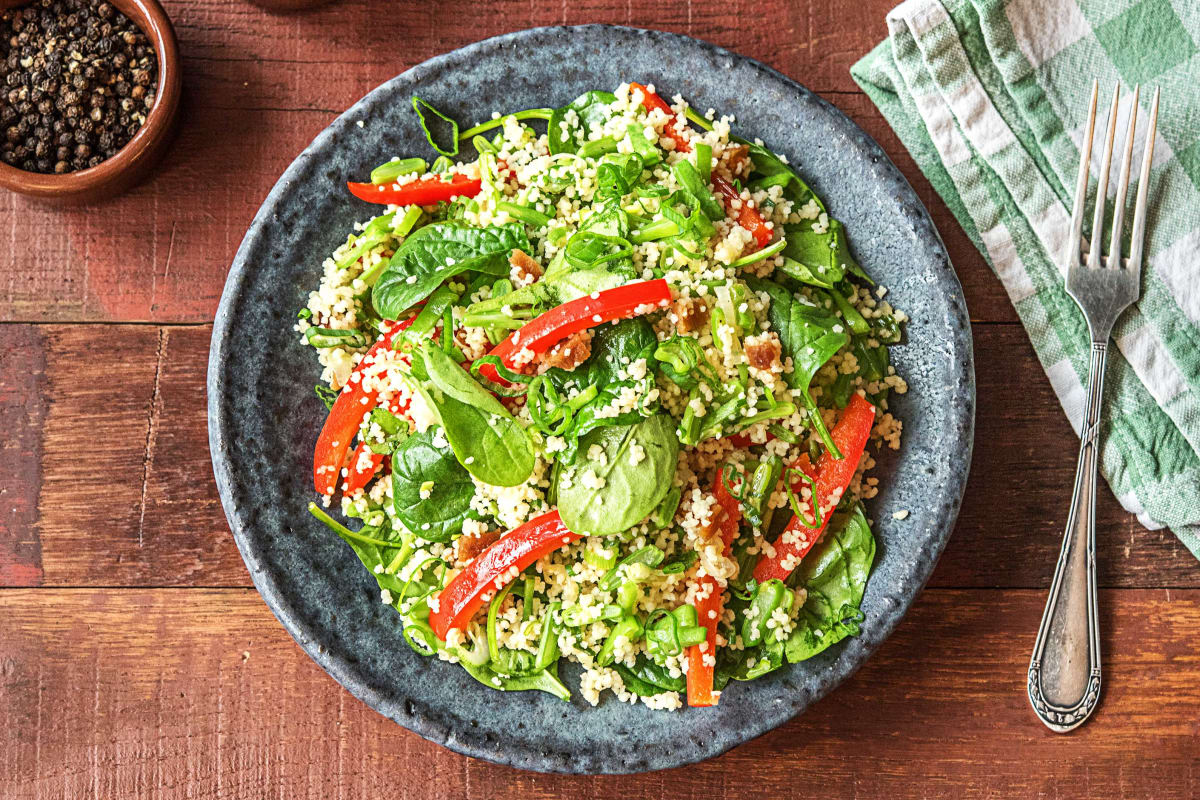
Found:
208,24 -> 976,774
0,0 -> 181,198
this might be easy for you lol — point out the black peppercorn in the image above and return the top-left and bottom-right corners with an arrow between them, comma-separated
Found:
0,0 -> 157,173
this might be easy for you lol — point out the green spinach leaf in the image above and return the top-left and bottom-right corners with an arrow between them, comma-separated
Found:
391,428 -> 477,541
373,223 -> 529,319
745,142 -> 821,209
785,504 -> 876,662
752,278 -> 847,394
548,91 -> 616,155
539,318 -> 658,460
554,412 -> 679,536
459,660 -> 571,701
416,341 -> 535,487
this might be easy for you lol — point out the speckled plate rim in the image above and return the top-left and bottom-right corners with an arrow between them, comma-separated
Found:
209,24 -> 974,774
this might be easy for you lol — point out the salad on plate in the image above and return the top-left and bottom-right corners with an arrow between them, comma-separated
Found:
298,82 -> 908,709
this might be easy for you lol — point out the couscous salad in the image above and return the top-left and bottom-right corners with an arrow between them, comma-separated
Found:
298,83 -> 908,709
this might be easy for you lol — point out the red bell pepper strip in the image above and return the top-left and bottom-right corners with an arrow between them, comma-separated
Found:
752,393 -> 876,583
477,279 -> 672,383
347,174 -> 482,206
629,82 -> 691,153
312,317 -> 416,498
711,175 -> 773,250
340,395 -> 411,495
686,473 -> 742,707
430,510 -> 581,639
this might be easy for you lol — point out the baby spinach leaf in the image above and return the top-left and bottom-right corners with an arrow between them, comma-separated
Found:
752,278 -> 848,394
548,91 -> 616,155
390,428 -> 477,542
539,318 -> 659,459
373,223 -> 529,319
785,504 -> 876,663
554,412 -> 679,536
416,341 -> 535,487
779,224 -> 844,288
614,657 -> 686,696
745,142 -> 821,210
459,660 -> 571,701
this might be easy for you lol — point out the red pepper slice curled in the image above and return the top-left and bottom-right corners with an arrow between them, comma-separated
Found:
347,174 -> 482,206
752,393 -> 876,583
478,279 -> 672,384
311,317 -> 416,498
685,472 -> 742,707
430,510 -> 580,639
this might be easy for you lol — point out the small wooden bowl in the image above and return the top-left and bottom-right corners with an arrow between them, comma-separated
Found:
0,0 -> 182,203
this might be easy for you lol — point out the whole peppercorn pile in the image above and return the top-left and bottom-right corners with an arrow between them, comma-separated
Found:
0,0 -> 158,174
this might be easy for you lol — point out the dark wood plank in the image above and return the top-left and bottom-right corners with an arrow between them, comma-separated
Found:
0,0 -> 1012,324
1,588 -> 1196,798
2,323 -> 1193,589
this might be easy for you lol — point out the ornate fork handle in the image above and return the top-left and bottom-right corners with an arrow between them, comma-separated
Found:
1028,340 -> 1106,732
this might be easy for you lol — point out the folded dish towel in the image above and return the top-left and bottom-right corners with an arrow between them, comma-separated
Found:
853,0 -> 1200,557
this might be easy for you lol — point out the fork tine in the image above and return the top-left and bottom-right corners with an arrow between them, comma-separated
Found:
1068,80 -> 1099,270
1107,85 -> 1139,267
1128,87 -> 1160,274
1087,84 -> 1122,268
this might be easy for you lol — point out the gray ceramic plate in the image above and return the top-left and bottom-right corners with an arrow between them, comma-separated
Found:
208,25 -> 974,774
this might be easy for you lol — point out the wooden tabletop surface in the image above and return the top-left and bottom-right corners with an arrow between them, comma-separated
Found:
2,1 -> 1197,797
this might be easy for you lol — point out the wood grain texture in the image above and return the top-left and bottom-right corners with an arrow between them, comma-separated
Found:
0,0 -> 1013,324
1,588 -> 1197,799
4,0 -> 1198,795
4,322 -> 1194,590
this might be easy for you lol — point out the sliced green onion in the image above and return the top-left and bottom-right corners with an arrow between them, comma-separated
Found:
729,237 -> 786,269
695,142 -> 712,183
596,615 -> 644,667
304,327 -> 368,349
684,107 -> 715,131
631,217 -> 680,243
370,157 -> 427,185
496,200 -> 552,228
412,96 -> 459,157
458,108 -> 554,140
579,136 -> 619,159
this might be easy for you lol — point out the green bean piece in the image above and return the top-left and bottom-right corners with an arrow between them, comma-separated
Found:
729,238 -> 786,269
398,282 -> 461,347
304,327 -> 369,349
616,581 -> 640,614
741,578 -> 795,647
370,157 -> 427,185
597,615 -> 645,667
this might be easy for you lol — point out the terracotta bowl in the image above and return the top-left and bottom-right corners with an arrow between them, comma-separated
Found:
0,0 -> 182,203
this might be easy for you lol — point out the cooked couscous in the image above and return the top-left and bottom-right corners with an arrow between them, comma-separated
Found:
300,83 -> 907,709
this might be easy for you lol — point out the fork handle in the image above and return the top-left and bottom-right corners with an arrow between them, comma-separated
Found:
1028,340 -> 1106,732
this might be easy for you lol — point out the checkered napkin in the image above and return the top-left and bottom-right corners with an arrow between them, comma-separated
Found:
852,0 -> 1200,557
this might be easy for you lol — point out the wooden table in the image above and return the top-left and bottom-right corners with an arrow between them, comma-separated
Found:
2,1 -> 1197,797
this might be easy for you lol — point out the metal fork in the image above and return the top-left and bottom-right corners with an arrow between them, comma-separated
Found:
1027,81 -> 1160,733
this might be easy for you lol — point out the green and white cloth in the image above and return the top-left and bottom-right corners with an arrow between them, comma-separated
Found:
853,0 -> 1200,557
